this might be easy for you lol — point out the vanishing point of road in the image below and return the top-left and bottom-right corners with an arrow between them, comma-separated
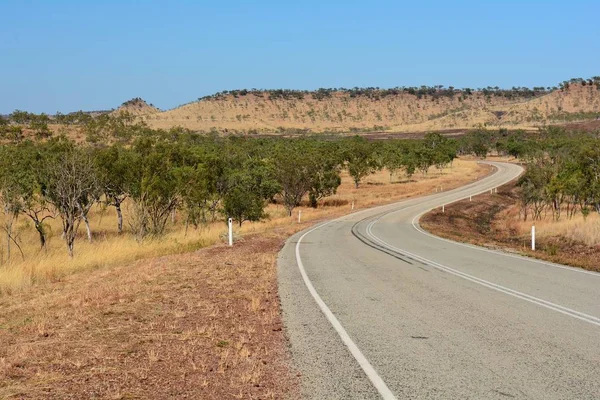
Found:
278,162 -> 600,399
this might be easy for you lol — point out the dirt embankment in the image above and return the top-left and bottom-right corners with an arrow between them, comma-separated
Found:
420,182 -> 600,272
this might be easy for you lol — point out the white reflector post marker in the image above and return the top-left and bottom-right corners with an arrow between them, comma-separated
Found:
298,210 -> 302,223
228,217 -> 233,246
531,225 -> 535,250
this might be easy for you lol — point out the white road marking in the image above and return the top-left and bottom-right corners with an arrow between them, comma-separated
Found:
411,211 -> 600,277
365,220 -> 600,327
374,161 -> 599,278
296,223 -> 398,400
292,161 -> 598,400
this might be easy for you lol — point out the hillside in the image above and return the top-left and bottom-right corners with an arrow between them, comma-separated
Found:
113,97 -> 161,116
135,82 -> 600,133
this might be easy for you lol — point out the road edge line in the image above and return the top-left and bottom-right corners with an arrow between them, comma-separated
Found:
295,223 -> 398,400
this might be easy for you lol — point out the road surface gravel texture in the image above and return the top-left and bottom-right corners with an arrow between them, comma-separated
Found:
278,162 -> 600,399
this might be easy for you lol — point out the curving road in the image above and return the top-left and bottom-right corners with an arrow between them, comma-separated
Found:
278,162 -> 600,399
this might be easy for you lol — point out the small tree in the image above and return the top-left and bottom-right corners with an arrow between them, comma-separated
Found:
273,142 -> 314,216
307,142 -> 342,207
414,146 -> 435,176
30,113 -> 52,139
343,136 -> 380,188
127,140 -> 184,240
0,144 -> 54,249
9,110 -> 32,125
43,148 -> 99,256
223,158 -> 280,226
178,164 -> 210,233
95,145 -> 135,233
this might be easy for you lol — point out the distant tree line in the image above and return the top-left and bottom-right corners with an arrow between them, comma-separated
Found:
559,77 -> 600,91
197,77 -> 600,102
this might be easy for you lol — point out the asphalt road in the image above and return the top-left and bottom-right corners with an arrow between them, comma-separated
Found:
278,162 -> 600,399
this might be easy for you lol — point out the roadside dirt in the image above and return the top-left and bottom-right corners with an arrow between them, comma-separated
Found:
0,232 -> 297,399
420,182 -> 600,272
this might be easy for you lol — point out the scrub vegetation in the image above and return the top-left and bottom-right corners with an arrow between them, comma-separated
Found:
422,125 -> 600,272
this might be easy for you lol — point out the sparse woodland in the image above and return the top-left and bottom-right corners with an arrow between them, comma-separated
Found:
1,80 -> 600,293
0,111 -> 461,291
1,110 -> 599,261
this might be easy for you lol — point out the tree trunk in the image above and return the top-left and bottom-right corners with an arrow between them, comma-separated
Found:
6,226 -> 10,261
35,221 -> 46,248
309,193 -> 318,208
83,214 -> 92,243
115,201 -> 123,234
4,212 -> 15,261
67,240 -> 74,257
64,218 -> 75,257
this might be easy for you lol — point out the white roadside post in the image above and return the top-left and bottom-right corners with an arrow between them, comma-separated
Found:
442,204 -> 445,213
228,218 -> 233,246
531,225 -> 536,251
469,195 -> 472,202
351,200 -> 355,211
298,210 -> 302,223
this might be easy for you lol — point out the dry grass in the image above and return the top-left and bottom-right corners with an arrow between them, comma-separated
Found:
501,208 -> 600,247
0,233 -> 297,399
0,158 -> 489,295
421,181 -> 600,272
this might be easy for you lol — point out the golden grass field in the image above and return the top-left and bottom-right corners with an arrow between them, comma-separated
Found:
499,206 -> 600,247
0,159 -> 489,295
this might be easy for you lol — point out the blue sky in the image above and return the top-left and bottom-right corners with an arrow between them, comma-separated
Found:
1,0 -> 599,114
